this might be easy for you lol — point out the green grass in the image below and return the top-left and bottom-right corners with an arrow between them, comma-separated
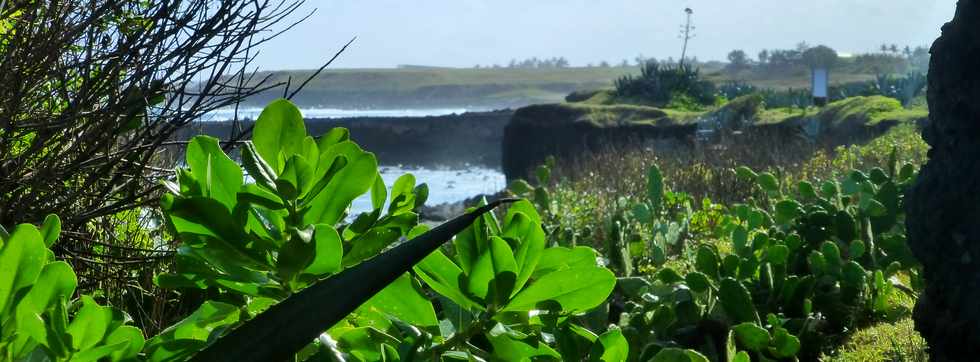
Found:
820,318 -> 928,362
252,66 -> 894,108
817,96 -> 927,126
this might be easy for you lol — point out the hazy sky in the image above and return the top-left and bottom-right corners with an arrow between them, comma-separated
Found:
253,1 -> 956,70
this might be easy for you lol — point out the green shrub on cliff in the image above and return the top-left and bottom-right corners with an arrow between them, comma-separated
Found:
614,61 -> 718,108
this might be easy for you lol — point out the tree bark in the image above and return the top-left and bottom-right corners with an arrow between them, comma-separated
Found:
906,0 -> 980,360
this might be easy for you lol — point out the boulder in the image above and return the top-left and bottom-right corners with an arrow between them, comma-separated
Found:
906,1 -> 980,359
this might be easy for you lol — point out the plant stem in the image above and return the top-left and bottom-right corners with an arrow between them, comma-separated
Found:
424,317 -> 492,358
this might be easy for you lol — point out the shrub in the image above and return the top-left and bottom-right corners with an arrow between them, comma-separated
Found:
614,61 -> 718,107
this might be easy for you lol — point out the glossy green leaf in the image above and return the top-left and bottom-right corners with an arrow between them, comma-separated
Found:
588,328 -> 629,362
253,99 -> 307,173
186,136 -> 243,210
487,324 -> 560,360
0,224 -> 47,315
651,348 -> 709,362
504,212 -> 545,295
414,250 -> 483,311
144,301 -> 241,361
358,273 -> 438,327
302,144 -> 378,226
504,266 -> 615,312
756,172 -> 780,194
531,246 -> 598,279
67,296 -> 111,350
40,214 -> 61,248
303,225 -> 343,276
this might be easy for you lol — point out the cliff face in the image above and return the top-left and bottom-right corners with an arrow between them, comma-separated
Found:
906,1 -> 980,359
501,103 -> 697,181
501,96 -> 928,182
179,110 -> 513,167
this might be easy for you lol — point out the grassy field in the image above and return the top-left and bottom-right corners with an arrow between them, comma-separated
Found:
248,64 -> 886,109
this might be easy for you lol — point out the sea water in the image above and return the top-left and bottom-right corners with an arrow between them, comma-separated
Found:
350,166 -> 506,216
202,107 -> 472,121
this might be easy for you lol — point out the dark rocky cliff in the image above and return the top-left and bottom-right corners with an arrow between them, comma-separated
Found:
501,96 -> 928,182
178,110 -> 513,167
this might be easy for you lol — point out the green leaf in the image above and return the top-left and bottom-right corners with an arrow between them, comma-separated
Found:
414,250 -> 483,311
774,199 -> 803,225
302,143 -> 379,225
732,323 -> 770,351
241,142 -> 278,191
769,327 -> 801,358
588,328 -> 629,362
358,273 -> 438,327
651,348 -> 709,362
468,236 -> 517,304
767,244 -> 790,265
694,246 -> 719,278
104,326 -> 146,361
316,127 -> 350,150
388,174 -> 417,214
144,301 -> 241,361
303,225 -> 343,276
253,99 -> 307,173
186,136 -> 243,210
508,179 -> 533,195
277,155 -> 315,199
67,295 -> 111,350
504,199 -> 542,227
15,261 -> 77,347
486,327 -> 560,360
719,278 -> 759,324
504,212 -> 545,295
0,224 -> 47,315
342,227 -> 401,268
371,175 -> 387,211
40,214 -> 61,248
849,240 -> 866,259
735,166 -> 758,181
531,246 -> 598,279
756,172 -> 780,194
504,266 -> 616,312
798,181 -> 818,199
685,271 -> 712,293
732,351 -> 751,362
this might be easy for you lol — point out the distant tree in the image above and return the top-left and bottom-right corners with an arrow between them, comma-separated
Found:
881,44 -> 890,53
758,49 -> 770,64
795,41 -> 811,53
890,44 -> 899,53
556,57 -> 570,68
508,59 -> 517,68
620,59 -> 631,67
802,45 -> 839,69
599,60 -> 611,68
726,49 -> 751,71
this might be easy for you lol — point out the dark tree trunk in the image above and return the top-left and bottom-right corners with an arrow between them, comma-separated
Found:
906,1 -> 980,360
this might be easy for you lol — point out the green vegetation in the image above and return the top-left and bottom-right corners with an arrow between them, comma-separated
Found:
506,122 -> 931,361
614,62 -> 718,109
1,100 -> 622,361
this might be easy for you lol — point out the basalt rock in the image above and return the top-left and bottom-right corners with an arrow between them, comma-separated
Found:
905,1 -> 980,360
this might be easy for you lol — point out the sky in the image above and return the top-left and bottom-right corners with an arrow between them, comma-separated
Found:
252,0 -> 956,70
